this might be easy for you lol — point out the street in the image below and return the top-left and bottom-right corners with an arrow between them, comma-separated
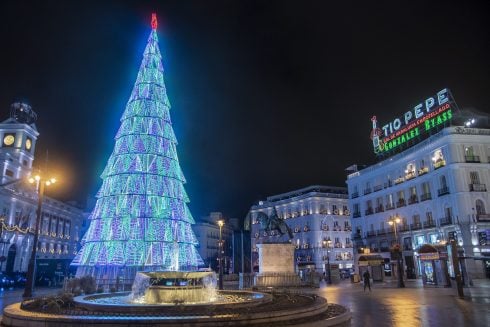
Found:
0,280 -> 489,327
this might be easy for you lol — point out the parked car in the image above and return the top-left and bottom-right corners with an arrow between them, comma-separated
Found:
0,272 -> 15,288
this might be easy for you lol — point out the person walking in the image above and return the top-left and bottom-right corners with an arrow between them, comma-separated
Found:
363,270 -> 371,292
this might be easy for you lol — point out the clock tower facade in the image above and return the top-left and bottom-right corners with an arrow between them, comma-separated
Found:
0,102 -> 39,185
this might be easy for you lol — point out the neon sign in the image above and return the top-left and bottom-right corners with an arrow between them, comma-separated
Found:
371,88 -> 455,155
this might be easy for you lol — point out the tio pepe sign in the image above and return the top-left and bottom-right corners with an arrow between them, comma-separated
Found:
371,88 -> 454,155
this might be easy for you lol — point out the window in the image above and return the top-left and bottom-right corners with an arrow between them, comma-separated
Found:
5,169 -> 14,177
470,171 -> 480,184
476,200 -> 486,215
440,175 -> 447,188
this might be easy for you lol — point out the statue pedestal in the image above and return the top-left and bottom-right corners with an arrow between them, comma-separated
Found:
254,243 -> 302,287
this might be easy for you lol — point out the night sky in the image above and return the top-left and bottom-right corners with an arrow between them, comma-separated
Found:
0,1 -> 489,220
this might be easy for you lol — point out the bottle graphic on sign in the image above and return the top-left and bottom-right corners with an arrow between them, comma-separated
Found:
370,116 -> 382,152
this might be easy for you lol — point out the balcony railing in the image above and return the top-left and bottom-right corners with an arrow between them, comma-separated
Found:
405,171 -> 416,181
394,177 -> 405,185
396,199 -> 406,208
384,180 -> 393,188
375,205 -> 384,213
469,183 -> 487,192
434,159 -> 446,169
423,220 -> 436,228
374,185 -> 383,192
365,208 -> 374,216
363,188 -> 372,195
353,211 -> 361,218
477,214 -> 490,222
399,224 -> 410,232
367,231 -> 376,237
465,155 -> 480,163
408,195 -> 419,205
410,223 -> 422,230
420,193 -> 432,202
438,186 -> 450,196
418,167 -> 429,176
385,203 -> 395,211
351,191 -> 359,199
439,216 -> 452,226
377,229 -> 386,235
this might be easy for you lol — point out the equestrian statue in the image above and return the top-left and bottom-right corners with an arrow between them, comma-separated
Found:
256,207 -> 294,241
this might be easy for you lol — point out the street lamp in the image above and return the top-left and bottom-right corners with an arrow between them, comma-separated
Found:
388,215 -> 404,288
23,174 -> 57,298
323,239 -> 332,284
217,219 -> 224,290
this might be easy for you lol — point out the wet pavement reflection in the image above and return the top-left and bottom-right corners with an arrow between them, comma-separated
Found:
310,278 -> 490,327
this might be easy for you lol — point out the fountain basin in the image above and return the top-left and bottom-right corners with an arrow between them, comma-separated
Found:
74,290 -> 272,313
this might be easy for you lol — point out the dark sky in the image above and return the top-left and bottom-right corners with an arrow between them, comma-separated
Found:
1,1 -> 489,219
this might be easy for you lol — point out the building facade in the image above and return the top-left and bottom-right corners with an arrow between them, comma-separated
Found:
192,212 -> 233,273
0,102 -> 84,281
249,185 -> 353,278
347,103 -> 490,281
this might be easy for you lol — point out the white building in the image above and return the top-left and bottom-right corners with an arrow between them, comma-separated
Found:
347,90 -> 490,282
192,212 -> 233,272
249,185 -> 353,278
0,102 -> 84,280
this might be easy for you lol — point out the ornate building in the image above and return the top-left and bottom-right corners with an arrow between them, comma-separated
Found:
0,102 -> 84,281
248,185 -> 353,279
347,90 -> 490,282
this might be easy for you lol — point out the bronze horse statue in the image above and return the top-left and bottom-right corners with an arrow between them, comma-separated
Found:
256,207 -> 294,240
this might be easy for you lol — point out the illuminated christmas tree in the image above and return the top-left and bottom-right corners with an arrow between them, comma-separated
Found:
72,14 -> 203,282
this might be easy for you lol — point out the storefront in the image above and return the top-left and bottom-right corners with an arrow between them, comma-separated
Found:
358,254 -> 384,282
417,244 -> 450,287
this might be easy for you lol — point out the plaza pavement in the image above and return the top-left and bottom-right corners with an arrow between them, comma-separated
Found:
0,279 -> 489,327
310,278 -> 490,327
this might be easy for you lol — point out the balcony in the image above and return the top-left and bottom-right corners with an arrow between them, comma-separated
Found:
423,220 -> 436,228
377,229 -> 386,235
367,231 -> 376,237
418,167 -> 429,176
385,203 -> 395,211
399,224 -> 410,232
408,195 -> 419,205
438,186 -> 450,196
351,191 -> 359,199
434,159 -> 446,170
405,171 -> 416,181
363,188 -> 372,195
469,183 -> 487,192
396,199 -> 406,208
439,216 -> 452,226
375,205 -> 384,213
365,207 -> 374,216
410,223 -> 422,230
394,177 -> 405,185
420,193 -> 432,202
353,211 -> 361,218
384,180 -> 393,188
465,155 -> 480,163
374,185 -> 383,192
345,243 -> 353,248
477,214 -> 490,222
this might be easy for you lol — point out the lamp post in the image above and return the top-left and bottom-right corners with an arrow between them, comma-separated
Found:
323,239 -> 332,284
23,174 -> 56,298
217,219 -> 224,290
388,215 -> 404,288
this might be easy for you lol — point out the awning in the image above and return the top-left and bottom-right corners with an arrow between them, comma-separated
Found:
416,244 -> 448,260
358,255 -> 384,266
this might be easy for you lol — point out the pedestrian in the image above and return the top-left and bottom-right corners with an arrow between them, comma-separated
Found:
363,270 -> 371,292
